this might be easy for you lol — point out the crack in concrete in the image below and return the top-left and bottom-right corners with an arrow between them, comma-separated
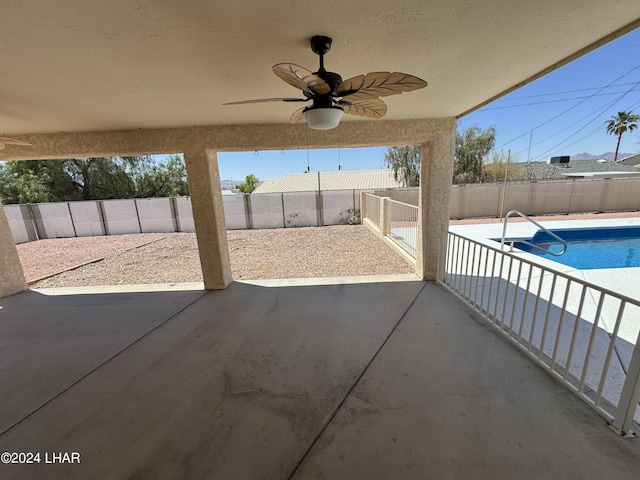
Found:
352,396 -> 405,411
222,372 -> 331,414
223,372 -> 269,397
283,392 -> 332,415
265,289 -> 280,317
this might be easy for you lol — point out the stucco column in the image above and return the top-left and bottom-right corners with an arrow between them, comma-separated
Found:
415,125 -> 456,280
184,149 -> 232,289
0,201 -> 27,297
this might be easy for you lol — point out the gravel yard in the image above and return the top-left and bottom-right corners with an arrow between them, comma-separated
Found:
18,211 -> 638,289
21,226 -> 415,288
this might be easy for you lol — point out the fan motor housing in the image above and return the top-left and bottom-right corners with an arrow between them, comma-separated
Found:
316,71 -> 343,93
309,95 -> 337,109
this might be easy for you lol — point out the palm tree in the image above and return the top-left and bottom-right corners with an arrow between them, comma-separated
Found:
605,111 -> 640,162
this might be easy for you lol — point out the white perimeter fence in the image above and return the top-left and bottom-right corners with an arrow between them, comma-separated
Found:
439,230 -> 640,437
6,176 -> 640,245
4,190 -> 365,244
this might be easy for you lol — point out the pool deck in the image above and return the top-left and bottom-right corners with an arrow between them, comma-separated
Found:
449,216 -> 640,300
449,216 -> 640,424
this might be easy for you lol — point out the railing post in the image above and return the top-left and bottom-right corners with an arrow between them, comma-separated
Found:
610,330 -> 640,437
437,229 -> 448,283
360,192 -> 367,223
380,197 -> 390,236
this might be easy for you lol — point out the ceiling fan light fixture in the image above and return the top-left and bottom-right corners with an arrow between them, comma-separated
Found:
304,107 -> 344,130
224,36 -> 427,126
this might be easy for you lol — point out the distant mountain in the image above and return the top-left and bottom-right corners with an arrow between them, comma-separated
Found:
220,179 -> 242,189
570,152 -> 634,161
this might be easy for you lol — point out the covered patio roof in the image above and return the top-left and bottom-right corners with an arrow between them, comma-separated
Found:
1,1 -> 639,137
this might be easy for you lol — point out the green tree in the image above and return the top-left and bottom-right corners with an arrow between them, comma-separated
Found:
126,154 -> 189,197
0,160 -> 73,203
453,125 -> 496,184
483,151 -> 526,183
605,111 -> 639,162
63,157 -> 136,200
384,146 -> 420,187
0,155 -> 189,204
160,154 -> 189,196
236,174 -> 259,193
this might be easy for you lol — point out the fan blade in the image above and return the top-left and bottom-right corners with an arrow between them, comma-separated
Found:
337,94 -> 387,118
289,108 -> 305,124
273,63 -> 331,96
337,72 -> 427,98
0,136 -> 31,146
223,97 -> 307,105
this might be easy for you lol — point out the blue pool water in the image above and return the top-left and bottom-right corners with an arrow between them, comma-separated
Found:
504,226 -> 640,270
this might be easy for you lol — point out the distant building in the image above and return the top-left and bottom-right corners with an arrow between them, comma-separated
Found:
252,170 -> 404,194
562,171 -> 640,179
527,158 -> 639,179
547,155 -> 570,164
620,153 -> 640,166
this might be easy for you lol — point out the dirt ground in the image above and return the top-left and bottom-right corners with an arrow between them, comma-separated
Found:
21,226 -> 415,288
17,210 -> 640,288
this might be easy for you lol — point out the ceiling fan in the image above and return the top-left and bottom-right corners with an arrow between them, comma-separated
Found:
0,136 -> 31,151
224,35 -> 428,130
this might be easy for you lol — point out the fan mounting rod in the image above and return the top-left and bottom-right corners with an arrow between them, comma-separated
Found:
310,35 -> 332,71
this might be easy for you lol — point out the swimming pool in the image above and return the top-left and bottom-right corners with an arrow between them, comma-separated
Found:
503,226 -> 640,270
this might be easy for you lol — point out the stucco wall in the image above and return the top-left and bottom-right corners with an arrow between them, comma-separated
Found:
0,118 -> 457,290
378,176 -> 640,218
0,119 -> 457,161
449,177 -> 640,218
0,202 -> 27,297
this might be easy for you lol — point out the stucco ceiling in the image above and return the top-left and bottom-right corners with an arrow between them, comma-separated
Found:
1,1 -> 640,136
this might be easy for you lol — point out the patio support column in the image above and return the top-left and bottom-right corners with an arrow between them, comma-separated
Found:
184,149 -> 232,290
0,201 -> 27,297
415,124 -> 456,280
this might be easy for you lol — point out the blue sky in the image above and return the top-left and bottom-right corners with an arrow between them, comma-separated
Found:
217,28 -> 640,181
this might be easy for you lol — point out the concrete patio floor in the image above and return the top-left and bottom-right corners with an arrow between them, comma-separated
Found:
0,278 -> 639,479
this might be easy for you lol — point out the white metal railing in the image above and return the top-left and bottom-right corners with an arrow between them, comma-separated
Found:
387,199 -> 418,257
438,230 -> 640,437
501,210 -> 568,256
363,193 -> 382,230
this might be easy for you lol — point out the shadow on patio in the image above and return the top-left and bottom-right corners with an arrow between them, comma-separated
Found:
0,279 -> 638,479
